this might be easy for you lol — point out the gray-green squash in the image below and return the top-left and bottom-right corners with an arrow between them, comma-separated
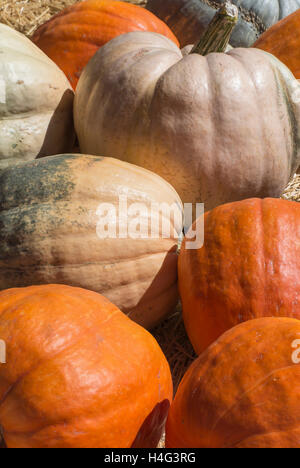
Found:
146,0 -> 300,47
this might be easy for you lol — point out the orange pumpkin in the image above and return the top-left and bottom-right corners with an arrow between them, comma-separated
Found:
0,285 -> 173,448
254,9 -> 300,79
166,317 -> 300,448
179,198 -> 300,354
32,0 -> 179,89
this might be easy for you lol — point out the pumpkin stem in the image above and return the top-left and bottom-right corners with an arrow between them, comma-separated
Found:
191,1 -> 238,55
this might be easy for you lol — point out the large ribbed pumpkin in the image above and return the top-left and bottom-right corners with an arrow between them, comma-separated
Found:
0,154 -> 183,329
0,24 -> 74,171
254,9 -> 300,80
32,0 -> 179,90
0,285 -> 173,448
74,27 -> 300,209
166,317 -> 300,448
146,0 -> 300,47
179,198 -> 300,354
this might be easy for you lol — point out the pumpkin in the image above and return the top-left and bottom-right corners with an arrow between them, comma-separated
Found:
0,284 -> 173,448
146,0 -> 300,48
0,154 -> 183,329
32,0 -> 179,90
254,9 -> 300,80
0,24 -> 75,172
166,317 -> 300,448
179,198 -> 300,355
74,2 -> 300,210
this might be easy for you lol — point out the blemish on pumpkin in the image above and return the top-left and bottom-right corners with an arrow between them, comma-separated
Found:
0,155 -> 76,211
254,353 -> 264,362
133,48 -> 152,61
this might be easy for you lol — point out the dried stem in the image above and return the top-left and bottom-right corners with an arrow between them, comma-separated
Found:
191,1 -> 239,55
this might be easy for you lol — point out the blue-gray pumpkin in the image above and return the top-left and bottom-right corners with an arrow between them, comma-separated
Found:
146,0 -> 300,47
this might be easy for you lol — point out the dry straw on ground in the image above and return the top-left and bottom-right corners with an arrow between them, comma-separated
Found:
0,0 -> 299,404
153,305 -> 196,391
0,0 -> 146,36
282,174 -> 300,202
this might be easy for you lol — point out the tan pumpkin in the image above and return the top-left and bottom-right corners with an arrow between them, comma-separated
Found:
0,285 -> 173,448
0,154 -> 183,329
0,24 -> 75,171
74,3 -> 300,210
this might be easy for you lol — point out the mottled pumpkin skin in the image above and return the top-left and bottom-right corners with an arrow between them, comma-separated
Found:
179,198 -> 300,354
146,0 -> 300,47
255,9 -> 300,80
0,285 -> 173,448
75,32 -> 300,210
0,24 -> 75,171
166,317 -> 300,448
0,154 -> 182,329
32,0 -> 179,90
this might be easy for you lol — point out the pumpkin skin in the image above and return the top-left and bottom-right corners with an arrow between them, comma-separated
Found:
74,32 -> 300,210
32,0 -> 179,90
146,0 -> 300,48
179,198 -> 300,355
166,317 -> 300,448
0,24 -> 75,171
0,284 -> 173,448
0,154 -> 182,329
254,9 -> 300,80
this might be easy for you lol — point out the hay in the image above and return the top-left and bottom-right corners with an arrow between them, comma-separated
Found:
282,174 -> 300,202
0,0 -> 146,36
153,304 -> 196,391
0,0 -> 76,36
153,304 -> 196,448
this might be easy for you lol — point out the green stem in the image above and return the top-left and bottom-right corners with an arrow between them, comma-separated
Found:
191,1 -> 239,56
